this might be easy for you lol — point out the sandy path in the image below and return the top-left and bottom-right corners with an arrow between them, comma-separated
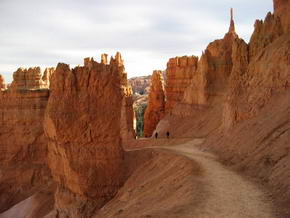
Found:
156,140 -> 275,218
97,139 -> 276,218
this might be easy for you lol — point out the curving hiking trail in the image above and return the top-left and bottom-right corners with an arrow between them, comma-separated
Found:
156,140 -> 275,218
96,139 -> 276,218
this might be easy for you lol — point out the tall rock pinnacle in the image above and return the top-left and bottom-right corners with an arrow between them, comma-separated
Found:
229,8 -> 236,33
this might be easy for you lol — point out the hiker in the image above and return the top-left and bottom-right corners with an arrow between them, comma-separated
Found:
155,132 -> 158,139
166,131 -> 170,139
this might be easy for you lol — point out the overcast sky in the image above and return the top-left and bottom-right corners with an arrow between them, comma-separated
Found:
0,0 -> 272,82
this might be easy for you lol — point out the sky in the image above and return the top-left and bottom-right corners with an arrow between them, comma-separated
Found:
0,0 -> 273,82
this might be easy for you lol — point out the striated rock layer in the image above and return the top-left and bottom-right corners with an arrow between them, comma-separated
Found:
44,53 -> 132,217
165,56 -> 198,113
144,70 -> 165,137
0,69 -> 52,213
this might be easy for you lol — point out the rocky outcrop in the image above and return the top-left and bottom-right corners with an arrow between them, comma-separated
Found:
182,9 -> 238,109
42,67 -> 55,88
224,2 -> 290,128
120,72 -> 135,141
10,67 -> 53,90
0,73 -> 52,212
144,71 -> 165,137
249,12 -> 283,60
129,75 -> 151,95
249,0 -> 290,60
0,74 -> 6,90
165,56 -> 198,112
44,53 -> 131,217
274,0 -> 290,33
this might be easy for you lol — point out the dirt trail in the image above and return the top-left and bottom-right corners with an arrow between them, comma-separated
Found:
155,140 -> 275,218
96,139 -> 276,218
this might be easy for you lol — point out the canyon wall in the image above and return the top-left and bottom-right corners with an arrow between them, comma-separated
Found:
165,56 -> 198,113
144,70 -> 165,137
0,68 -> 52,213
44,53 -> 131,217
224,0 -> 290,128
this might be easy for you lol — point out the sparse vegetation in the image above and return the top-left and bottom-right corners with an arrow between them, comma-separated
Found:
135,103 -> 147,137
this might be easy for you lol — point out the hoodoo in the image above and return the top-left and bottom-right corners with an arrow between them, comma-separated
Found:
144,70 -> 166,137
165,56 -> 198,113
182,8 -> 238,109
44,53 -> 132,217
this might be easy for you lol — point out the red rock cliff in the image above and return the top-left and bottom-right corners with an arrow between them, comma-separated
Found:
165,56 -> 198,113
274,0 -> 290,32
44,53 -> 130,217
224,2 -> 290,129
0,69 -> 52,213
182,10 -> 238,108
144,70 -> 166,137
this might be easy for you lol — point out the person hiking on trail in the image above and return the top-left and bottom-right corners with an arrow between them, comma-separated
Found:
155,132 -> 158,139
166,131 -> 170,139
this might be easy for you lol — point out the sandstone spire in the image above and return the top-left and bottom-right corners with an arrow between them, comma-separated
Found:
144,70 -> 166,137
229,8 -> 235,33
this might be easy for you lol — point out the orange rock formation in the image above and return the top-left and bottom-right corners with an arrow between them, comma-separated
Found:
0,69 -> 52,213
224,0 -> 290,128
182,9 -> 238,108
44,53 -> 132,217
165,56 -> 198,112
0,74 -> 6,90
144,70 -> 166,137
10,67 -> 54,90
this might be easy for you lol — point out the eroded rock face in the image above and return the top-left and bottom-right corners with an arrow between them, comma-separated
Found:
165,56 -> 198,112
44,53 -> 130,217
224,3 -> 290,129
144,71 -> 165,137
0,77 -> 51,212
42,67 -> 55,88
0,74 -> 6,90
274,0 -> 290,32
120,74 -> 135,141
10,67 -> 53,90
249,12 -> 283,60
182,13 -> 238,107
